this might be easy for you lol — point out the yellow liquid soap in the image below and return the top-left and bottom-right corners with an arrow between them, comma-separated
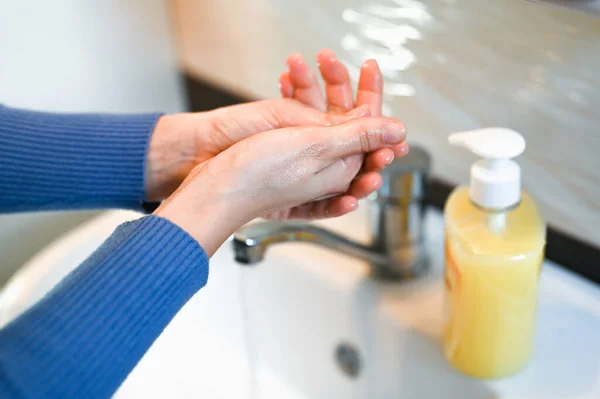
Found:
444,187 -> 545,379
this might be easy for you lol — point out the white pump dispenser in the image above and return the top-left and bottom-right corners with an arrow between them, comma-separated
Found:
448,128 -> 526,231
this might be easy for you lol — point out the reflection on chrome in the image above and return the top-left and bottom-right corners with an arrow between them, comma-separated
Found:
340,0 -> 432,102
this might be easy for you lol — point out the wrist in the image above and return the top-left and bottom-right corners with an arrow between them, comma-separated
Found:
153,164 -> 253,256
145,114 -> 201,201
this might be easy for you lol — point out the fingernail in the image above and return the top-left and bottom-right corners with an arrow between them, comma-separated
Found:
287,53 -> 303,67
361,59 -> 374,69
384,122 -> 407,144
385,154 -> 394,165
319,48 -> 337,62
398,142 -> 410,155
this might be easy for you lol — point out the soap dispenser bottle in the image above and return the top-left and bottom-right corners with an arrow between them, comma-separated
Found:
443,128 -> 546,379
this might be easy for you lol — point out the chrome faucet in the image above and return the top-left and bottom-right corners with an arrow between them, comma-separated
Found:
232,146 -> 432,281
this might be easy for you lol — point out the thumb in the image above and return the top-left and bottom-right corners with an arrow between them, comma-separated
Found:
323,117 -> 407,159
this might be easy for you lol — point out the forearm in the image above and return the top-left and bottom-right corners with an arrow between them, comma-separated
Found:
0,215 -> 208,398
0,105 -> 161,213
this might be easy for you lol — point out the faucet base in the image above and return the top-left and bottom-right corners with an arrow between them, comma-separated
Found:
369,255 -> 429,281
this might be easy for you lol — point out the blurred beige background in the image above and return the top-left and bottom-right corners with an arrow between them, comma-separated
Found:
171,0 -> 600,249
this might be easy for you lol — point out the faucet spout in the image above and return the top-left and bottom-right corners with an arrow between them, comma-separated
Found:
233,220 -> 388,267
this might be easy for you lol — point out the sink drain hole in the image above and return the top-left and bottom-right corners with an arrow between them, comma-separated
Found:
335,342 -> 362,379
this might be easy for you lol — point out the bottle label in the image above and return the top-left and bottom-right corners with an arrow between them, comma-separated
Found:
444,236 -> 461,356
444,237 -> 461,299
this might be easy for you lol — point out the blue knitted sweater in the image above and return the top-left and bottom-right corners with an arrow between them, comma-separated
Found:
0,105 -> 209,398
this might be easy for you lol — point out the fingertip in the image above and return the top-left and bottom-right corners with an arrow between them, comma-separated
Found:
318,53 -> 350,84
318,48 -> 336,57
372,173 -> 383,189
363,171 -> 383,189
362,59 -> 381,71
392,141 -> 410,157
364,148 -> 395,171
286,53 -> 323,103
341,196 -> 359,212
358,59 -> 383,92
383,150 -> 395,166
348,197 -> 359,209
287,54 -> 310,78
279,72 -> 294,98
279,71 -> 290,82
317,48 -> 337,64
325,195 -> 358,218
287,53 -> 304,66
348,172 -> 382,199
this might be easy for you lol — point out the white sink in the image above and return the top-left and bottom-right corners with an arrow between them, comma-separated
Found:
1,205 -> 600,398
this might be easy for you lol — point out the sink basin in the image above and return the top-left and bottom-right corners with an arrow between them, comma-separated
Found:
1,206 -> 600,398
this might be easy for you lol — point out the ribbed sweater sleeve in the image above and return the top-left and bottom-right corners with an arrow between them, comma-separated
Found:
0,215 -> 209,398
0,105 -> 161,212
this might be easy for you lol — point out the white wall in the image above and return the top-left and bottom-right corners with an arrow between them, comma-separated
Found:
0,1 -> 185,285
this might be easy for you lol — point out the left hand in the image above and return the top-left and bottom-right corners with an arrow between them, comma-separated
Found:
270,49 -> 408,219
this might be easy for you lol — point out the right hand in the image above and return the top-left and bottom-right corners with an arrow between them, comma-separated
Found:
154,116 -> 407,256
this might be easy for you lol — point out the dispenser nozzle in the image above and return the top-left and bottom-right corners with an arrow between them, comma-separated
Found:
448,128 -> 525,159
448,128 -> 526,211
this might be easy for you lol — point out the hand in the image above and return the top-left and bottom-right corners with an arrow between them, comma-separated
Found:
154,117 -> 407,256
271,49 -> 408,219
145,98 -> 379,202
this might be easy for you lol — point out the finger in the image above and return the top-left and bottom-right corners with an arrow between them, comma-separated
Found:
356,59 -> 383,117
288,195 -> 358,220
317,49 -> 354,114
279,72 -> 294,98
321,117 -> 406,159
362,148 -> 395,172
218,98 -> 370,138
347,172 -> 383,199
287,53 -> 326,111
391,141 -> 410,158
288,201 -> 326,220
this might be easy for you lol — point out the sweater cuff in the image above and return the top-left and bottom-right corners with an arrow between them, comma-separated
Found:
0,106 -> 162,212
0,215 -> 209,398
